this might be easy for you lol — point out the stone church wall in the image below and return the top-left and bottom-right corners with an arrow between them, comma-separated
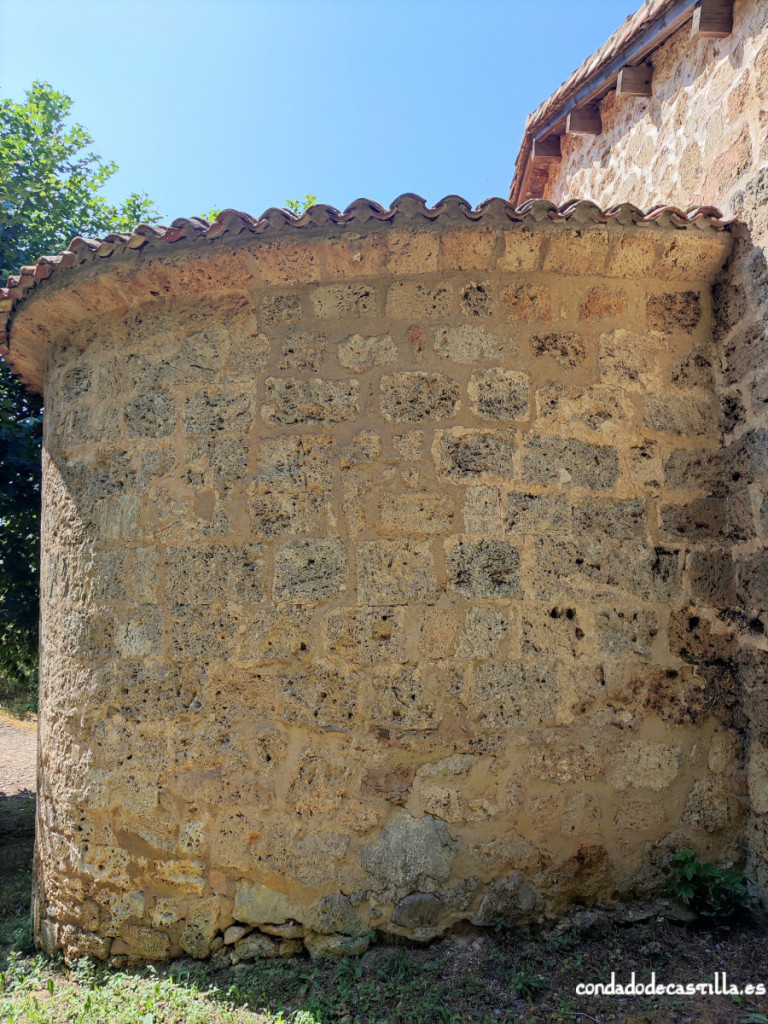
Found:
4,203 -> 737,960
539,0 -> 768,906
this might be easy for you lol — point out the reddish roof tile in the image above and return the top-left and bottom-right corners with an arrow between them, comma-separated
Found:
0,194 -> 732,392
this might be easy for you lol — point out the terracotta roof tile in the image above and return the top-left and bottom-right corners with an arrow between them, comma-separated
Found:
1,194 -> 732,393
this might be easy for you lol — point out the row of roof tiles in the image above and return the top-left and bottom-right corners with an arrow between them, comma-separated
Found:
1,194 -> 730,305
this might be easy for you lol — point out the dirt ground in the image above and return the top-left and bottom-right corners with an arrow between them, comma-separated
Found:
0,713 -> 36,799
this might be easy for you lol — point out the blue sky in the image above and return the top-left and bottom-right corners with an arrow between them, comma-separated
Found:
2,0 -> 635,222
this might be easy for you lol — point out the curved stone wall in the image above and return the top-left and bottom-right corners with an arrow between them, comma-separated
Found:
4,200 -> 740,961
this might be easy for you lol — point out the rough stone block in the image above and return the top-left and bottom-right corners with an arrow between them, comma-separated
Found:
572,497 -> 646,539
260,293 -> 301,324
361,810 -> 457,887
594,607 -> 658,658
419,605 -> 459,659
464,486 -> 502,534
311,283 -> 378,319
392,892 -> 442,928
531,331 -> 587,367
468,369 -> 529,421
325,605 -> 407,664
337,333 -> 397,372
124,386 -> 175,438
434,324 -> 506,362
248,489 -> 325,537
446,537 -> 521,597
386,281 -> 454,319
472,876 -> 536,926
240,606 -> 312,661
647,290 -> 701,333
531,536 -> 682,602
278,331 -> 327,370
469,661 -> 558,728
457,606 -> 508,659
179,896 -> 220,959
502,284 -> 552,321
521,605 -> 586,659
379,491 -> 455,535
255,434 -> 336,492
184,387 -> 254,436
522,436 -> 619,490
274,538 -> 347,603
433,428 -> 518,481
233,881 -> 290,925
505,492 -> 569,535
580,286 -> 628,320
305,894 -> 365,937
358,540 -> 436,605
660,497 -> 726,540
687,548 -> 736,606
380,371 -> 460,422
643,391 -> 719,436
543,229 -> 609,275
598,330 -> 662,390
497,227 -> 546,271
607,741 -> 681,790
262,377 -> 359,425
387,231 -> 439,273
460,282 -> 493,318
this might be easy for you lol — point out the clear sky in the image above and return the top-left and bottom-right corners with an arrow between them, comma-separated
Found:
1,0 -> 636,223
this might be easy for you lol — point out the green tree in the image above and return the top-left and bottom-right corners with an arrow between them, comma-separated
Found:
0,81 -> 160,707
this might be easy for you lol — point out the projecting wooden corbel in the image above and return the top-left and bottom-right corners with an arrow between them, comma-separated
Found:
531,135 -> 562,162
691,0 -> 734,38
616,64 -> 653,97
566,105 -> 602,136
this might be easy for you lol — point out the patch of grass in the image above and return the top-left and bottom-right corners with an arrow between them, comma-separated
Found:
0,683 -> 38,719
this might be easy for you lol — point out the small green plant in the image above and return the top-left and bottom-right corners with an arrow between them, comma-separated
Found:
668,848 -> 749,917
510,963 -> 546,1002
285,194 -> 318,215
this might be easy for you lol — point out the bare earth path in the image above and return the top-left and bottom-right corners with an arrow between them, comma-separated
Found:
0,714 -> 37,798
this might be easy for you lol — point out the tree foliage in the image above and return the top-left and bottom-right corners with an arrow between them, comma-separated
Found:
0,81 -> 160,700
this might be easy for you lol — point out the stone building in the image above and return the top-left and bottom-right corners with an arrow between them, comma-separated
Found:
511,0 -> 768,905
0,0 -> 764,963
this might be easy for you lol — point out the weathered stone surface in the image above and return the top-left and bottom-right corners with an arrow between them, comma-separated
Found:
468,369 -> 529,421
304,933 -> 371,959
338,333 -> 397,371
233,881 -> 291,925
358,540 -> 436,604
274,539 -> 347,603
472,876 -> 537,926
434,324 -> 505,361
503,283 -> 553,321
433,428 -> 518,480
307,893 -> 366,936
263,377 -> 358,424
505,492 -> 569,535
446,537 -> 522,597
647,291 -> 701,333
27,203 -> 744,955
522,437 -> 619,490
391,892 -> 442,929
361,810 -> 457,888
380,372 -> 460,422
531,331 -> 586,366
179,897 -> 220,959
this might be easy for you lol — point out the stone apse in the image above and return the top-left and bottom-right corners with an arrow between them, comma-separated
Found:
0,196 -> 743,961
